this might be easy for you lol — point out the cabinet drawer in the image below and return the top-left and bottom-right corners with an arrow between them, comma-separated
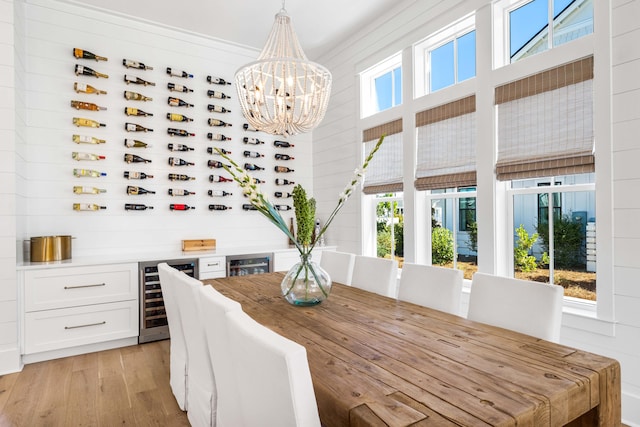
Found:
24,263 -> 137,312
24,300 -> 139,354
199,256 -> 225,278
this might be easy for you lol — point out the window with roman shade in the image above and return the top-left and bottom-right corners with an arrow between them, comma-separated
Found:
415,95 -> 476,191
362,119 -> 403,194
495,56 -> 594,181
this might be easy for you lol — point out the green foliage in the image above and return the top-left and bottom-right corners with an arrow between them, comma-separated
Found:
468,221 -> 478,253
292,185 -> 315,246
514,224 -> 538,272
536,214 -> 585,268
432,227 -> 454,265
394,221 -> 404,257
377,229 -> 391,258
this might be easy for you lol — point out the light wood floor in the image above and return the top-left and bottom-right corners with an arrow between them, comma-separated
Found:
0,340 -> 190,426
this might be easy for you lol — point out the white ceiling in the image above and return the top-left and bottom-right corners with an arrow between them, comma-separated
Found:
72,0 -> 403,59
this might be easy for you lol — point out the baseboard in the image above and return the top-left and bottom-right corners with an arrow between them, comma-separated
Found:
623,390 -> 640,427
21,337 -> 138,364
0,347 -> 23,375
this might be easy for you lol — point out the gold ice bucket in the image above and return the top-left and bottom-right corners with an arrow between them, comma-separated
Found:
30,235 -> 73,261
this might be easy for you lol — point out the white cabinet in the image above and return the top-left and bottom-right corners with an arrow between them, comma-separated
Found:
273,248 -> 330,272
22,263 -> 138,357
198,255 -> 226,279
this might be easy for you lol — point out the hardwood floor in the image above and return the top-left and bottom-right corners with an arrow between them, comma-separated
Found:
0,340 -> 189,426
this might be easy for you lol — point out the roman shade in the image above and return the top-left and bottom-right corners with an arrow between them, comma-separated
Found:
495,56 -> 594,181
362,119 -> 403,195
415,95 -> 477,191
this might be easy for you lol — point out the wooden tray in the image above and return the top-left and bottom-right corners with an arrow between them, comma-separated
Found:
182,239 -> 216,252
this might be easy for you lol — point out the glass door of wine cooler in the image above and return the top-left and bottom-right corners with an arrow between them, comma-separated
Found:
226,253 -> 273,276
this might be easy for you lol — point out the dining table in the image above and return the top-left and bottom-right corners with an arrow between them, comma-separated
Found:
204,272 -> 621,427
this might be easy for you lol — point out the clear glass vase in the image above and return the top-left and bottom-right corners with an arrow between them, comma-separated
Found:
281,252 -> 332,306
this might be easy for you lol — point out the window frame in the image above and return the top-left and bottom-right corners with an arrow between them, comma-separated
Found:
372,193 -> 405,261
360,52 -> 403,118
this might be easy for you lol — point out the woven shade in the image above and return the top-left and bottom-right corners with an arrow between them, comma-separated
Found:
415,96 -> 477,191
362,119 -> 403,195
496,57 -> 594,180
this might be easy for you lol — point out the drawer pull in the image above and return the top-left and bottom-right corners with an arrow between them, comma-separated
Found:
65,321 -> 106,330
207,262 -> 220,267
64,283 -> 106,290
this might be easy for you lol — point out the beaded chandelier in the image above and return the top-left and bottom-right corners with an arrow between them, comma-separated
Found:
235,3 -> 332,137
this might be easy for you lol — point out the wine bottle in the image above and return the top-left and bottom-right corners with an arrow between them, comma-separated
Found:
275,178 -> 295,185
73,186 -> 106,194
244,163 -> 264,171
167,113 -> 193,122
74,64 -> 108,78
126,185 -> 155,195
243,137 -> 264,145
167,82 -> 193,93
124,153 -> 152,163
168,188 -> 195,196
167,143 -> 194,152
242,204 -> 258,211
207,75 -> 231,85
122,59 -> 153,70
275,191 -> 292,198
243,150 -> 264,158
274,140 -> 295,148
207,104 -> 231,113
73,48 -> 107,61
208,160 -> 230,169
208,189 -> 232,197
288,217 -> 296,246
207,147 -> 231,155
168,128 -> 195,137
126,123 -> 152,133
170,204 -> 195,211
125,203 -> 154,210
70,100 -> 106,111
207,90 -> 230,99
209,175 -> 233,183
73,117 -> 105,128
72,152 -> 105,161
124,139 -> 151,148
73,168 -> 106,178
166,68 -> 193,78
168,173 -> 195,181
124,74 -> 155,86
243,123 -> 259,132
72,134 -> 106,144
274,205 -> 292,211
168,157 -> 194,166
74,82 -> 107,95
124,91 -> 152,101
168,97 -> 194,108
276,154 -> 294,161
252,178 -> 265,184
275,166 -> 294,173
73,203 -> 106,211
208,118 -> 232,127
209,204 -> 232,211
207,133 -> 231,141
125,107 -> 153,117
124,171 -> 153,179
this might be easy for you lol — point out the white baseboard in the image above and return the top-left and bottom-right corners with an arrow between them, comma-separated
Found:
21,337 -> 138,364
0,347 -> 23,375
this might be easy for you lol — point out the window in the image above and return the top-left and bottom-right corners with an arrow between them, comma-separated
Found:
375,193 -> 404,265
459,188 -> 477,231
360,53 -> 402,117
537,182 -> 562,225
414,15 -> 475,97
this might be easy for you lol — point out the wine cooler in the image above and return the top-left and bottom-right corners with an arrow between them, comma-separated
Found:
138,258 -> 199,343
226,253 -> 273,276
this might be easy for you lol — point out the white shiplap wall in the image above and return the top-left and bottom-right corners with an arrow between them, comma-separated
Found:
313,0 -> 640,424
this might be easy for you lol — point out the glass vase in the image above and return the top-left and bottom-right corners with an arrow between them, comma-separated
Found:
281,253 -> 332,306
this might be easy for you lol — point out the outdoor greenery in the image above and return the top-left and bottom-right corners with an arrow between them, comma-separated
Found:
536,214 -> 585,269
514,224 -> 538,272
468,221 -> 478,254
376,198 -> 404,258
432,226 -> 454,265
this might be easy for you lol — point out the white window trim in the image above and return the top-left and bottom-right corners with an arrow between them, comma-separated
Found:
360,52 -> 403,118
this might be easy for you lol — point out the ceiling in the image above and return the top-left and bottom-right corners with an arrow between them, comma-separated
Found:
72,0 -> 404,59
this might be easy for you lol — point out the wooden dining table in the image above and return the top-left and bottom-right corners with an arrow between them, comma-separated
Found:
204,272 -> 621,426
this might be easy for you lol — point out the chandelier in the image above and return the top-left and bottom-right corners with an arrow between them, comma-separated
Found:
235,2 -> 332,137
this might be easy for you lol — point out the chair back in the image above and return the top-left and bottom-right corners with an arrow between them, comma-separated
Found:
173,271 -> 216,426
398,263 -> 463,315
226,310 -> 321,427
157,262 -> 187,411
319,250 -> 355,285
467,272 -> 564,342
199,285 -> 243,427
351,255 -> 398,297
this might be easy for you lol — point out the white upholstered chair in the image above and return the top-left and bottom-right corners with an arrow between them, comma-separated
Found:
199,285 -> 243,427
157,262 -> 187,411
467,272 -> 564,342
226,310 -> 321,427
319,250 -> 355,285
350,255 -> 398,298
173,270 -> 217,426
397,263 -> 463,315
